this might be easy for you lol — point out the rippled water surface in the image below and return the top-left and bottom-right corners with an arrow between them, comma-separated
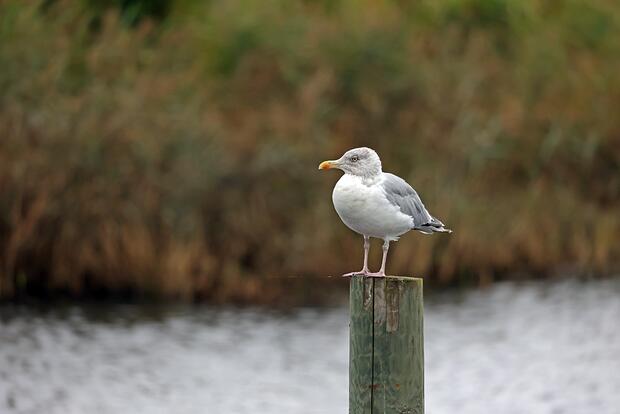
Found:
1,278 -> 619,414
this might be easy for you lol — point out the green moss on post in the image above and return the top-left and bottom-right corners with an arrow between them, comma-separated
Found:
349,276 -> 424,414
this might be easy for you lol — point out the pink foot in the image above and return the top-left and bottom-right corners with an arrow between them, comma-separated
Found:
342,270 -> 369,278
364,271 -> 386,278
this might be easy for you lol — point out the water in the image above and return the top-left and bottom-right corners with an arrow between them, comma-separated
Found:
1,278 -> 619,414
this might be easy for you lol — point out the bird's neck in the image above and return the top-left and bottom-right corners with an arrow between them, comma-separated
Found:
347,172 -> 382,186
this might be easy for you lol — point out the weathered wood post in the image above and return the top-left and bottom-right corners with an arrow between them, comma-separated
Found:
349,276 -> 424,414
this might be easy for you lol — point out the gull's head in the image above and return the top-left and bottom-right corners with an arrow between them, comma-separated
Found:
318,147 -> 382,177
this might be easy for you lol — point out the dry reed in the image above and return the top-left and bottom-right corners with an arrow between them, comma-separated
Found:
1,0 -> 619,302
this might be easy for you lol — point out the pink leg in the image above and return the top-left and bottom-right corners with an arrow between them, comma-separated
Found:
365,239 -> 390,278
342,236 -> 371,277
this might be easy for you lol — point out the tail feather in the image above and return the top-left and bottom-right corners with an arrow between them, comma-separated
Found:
415,216 -> 452,234
415,225 -> 452,234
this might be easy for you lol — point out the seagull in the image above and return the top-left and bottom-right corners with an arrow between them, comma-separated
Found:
319,147 -> 451,277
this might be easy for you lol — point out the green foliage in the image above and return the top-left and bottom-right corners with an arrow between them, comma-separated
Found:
83,0 -> 170,24
0,0 -> 619,303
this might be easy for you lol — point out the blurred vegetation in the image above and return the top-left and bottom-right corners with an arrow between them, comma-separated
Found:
1,0 -> 619,303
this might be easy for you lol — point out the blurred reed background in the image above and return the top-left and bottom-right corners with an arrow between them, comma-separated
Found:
1,0 -> 619,304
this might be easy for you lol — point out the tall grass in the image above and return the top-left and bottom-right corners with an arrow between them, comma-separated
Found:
1,0 -> 619,302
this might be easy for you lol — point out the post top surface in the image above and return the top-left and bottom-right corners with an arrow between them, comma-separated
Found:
352,275 -> 423,282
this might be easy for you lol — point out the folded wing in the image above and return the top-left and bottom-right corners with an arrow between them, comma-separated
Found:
381,173 -> 452,234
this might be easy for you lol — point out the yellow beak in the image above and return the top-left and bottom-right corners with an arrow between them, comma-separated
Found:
318,160 -> 336,170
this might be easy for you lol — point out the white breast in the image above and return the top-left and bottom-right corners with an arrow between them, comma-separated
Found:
332,174 -> 413,240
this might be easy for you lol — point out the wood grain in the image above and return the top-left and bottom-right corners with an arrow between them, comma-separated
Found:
349,276 -> 374,413
349,276 -> 424,414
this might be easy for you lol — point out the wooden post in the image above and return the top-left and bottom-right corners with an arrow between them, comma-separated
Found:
349,276 -> 424,414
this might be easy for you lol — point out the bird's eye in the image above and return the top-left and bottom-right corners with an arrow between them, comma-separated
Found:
350,155 -> 359,162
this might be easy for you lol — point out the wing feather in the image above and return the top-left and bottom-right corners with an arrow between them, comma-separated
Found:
381,173 -> 451,233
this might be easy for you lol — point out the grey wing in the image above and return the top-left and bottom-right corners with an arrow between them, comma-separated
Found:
381,173 -> 448,233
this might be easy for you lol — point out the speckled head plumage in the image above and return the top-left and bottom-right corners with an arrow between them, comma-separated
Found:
318,147 -> 382,177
